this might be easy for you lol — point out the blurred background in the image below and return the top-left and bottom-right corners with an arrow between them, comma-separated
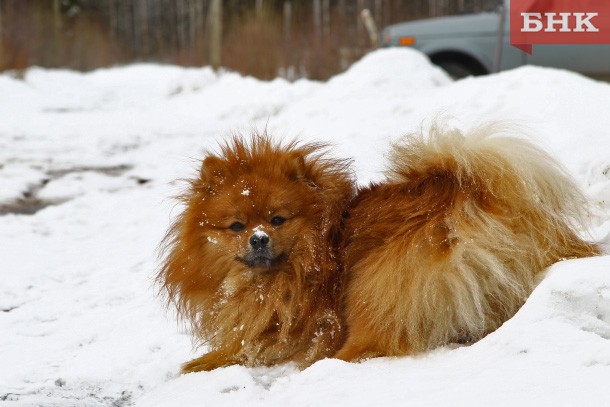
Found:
0,0 -> 499,80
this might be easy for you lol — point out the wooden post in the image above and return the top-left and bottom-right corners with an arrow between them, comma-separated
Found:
361,9 -> 379,48
208,0 -> 222,69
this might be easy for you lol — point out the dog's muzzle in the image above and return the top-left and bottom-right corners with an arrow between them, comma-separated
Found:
237,231 -> 285,269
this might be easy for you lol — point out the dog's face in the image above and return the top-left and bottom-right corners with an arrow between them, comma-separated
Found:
185,149 -> 324,277
197,173 -> 317,273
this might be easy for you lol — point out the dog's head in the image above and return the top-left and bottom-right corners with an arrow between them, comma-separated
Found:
178,134 -> 354,278
158,133 -> 354,363
195,155 -> 318,273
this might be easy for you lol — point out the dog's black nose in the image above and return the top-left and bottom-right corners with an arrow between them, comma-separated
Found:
250,233 -> 269,249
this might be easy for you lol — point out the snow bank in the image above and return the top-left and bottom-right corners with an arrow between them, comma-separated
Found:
139,258 -> 610,407
1,48 -> 610,406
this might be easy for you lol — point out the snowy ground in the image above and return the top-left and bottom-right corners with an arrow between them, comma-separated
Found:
1,48 -> 610,406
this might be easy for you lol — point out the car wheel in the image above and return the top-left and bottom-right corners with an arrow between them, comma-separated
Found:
429,52 -> 488,79
436,60 -> 479,79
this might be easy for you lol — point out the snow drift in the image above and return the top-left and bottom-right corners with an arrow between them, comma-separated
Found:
1,48 -> 610,406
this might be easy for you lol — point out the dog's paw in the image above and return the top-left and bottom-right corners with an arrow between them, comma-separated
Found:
180,351 -> 233,373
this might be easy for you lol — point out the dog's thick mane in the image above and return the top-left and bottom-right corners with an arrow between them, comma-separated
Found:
157,133 -> 354,369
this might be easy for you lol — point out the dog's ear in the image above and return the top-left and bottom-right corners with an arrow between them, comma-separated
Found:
286,151 -> 307,181
200,156 -> 226,186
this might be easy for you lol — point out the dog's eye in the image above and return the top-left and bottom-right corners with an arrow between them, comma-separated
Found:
229,222 -> 246,232
270,216 -> 286,226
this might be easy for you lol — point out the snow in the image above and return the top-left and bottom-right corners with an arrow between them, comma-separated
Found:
1,47 -> 610,406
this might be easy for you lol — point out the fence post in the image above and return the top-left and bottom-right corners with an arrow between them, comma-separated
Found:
208,0 -> 222,69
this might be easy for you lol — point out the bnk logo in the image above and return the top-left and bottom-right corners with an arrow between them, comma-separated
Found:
521,12 -> 598,32
510,0 -> 610,54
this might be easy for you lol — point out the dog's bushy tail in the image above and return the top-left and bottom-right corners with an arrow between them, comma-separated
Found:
388,122 -> 599,262
383,122 -> 601,350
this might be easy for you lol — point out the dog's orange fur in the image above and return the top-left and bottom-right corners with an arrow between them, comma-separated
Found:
159,124 -> 601,372
335,123 -> 601,361
157,133 -> 354,372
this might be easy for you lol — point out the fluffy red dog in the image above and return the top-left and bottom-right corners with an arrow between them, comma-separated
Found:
158,124 -> 600,372
158,134 -> 354,372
